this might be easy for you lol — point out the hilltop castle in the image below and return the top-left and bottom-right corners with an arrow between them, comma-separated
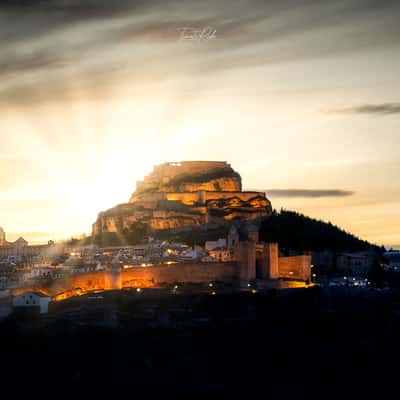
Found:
93,161 -> 272,235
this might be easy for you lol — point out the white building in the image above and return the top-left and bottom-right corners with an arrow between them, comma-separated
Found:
12,292 -> 51,314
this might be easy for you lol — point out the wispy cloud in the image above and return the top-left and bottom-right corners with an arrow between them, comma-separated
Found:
327,103 -> 400,116
1,0 -> 400,105
250,189 -> 355,198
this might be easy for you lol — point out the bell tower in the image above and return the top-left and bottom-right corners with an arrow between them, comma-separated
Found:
0,227 -> 6,246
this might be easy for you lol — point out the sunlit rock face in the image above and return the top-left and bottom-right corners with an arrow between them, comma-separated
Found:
92,161 -> 272,235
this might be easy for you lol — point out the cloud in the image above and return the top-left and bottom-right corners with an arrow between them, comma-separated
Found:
1,0 -> 400,106
251,189 -> 355,198
327,103 -> 400,116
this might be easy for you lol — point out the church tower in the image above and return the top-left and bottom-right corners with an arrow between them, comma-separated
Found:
0,227 -> 6,246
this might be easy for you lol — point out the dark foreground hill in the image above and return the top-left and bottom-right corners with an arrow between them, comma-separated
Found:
1,287 -> 399,399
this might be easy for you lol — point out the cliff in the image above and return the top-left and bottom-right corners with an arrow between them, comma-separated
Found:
93,161 -> 271,236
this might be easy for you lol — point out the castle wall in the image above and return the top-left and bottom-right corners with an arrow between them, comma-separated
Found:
266,243 -> 279,279
165,192 -> 200,205
155,161 -> 231,182
235,241 -> 257,281
163,191 -> 266,206
12,252 -> 311,301
129,192 -> 166,207
122,262 -> 238,286
205,191 -> 266,202
278,255 -> 312,281
14,263 -> 239,299
135,161 -> 232,193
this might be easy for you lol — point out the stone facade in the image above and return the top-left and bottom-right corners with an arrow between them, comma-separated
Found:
93,161 -> 272,235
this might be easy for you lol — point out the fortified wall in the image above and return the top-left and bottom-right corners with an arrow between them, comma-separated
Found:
12,244 -> 311,301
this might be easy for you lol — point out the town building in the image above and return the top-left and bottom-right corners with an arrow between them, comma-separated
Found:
12,291 -> 51,314
383,251 -> 400,271
0,227 -> 62,261
336,252 -> 376,275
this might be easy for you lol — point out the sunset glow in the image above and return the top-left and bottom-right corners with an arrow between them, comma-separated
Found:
0,1 -> 399,247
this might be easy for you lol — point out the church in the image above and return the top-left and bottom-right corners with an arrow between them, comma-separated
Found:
0,226 -> 28,248
0,227 -> 54,259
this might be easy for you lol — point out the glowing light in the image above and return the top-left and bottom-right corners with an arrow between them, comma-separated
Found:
166,261 -> 176,265
247,283 -> 251,287
209,283 -> 213,287
211,291 -> 216,295
289,271 -> 294,275
251,289 -> 257,294
174,285 -> 178,289
312,273 -> 316,278
136,288 -> 141,292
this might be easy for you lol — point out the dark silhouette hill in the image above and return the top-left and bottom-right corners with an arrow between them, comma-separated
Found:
259,209 -> 380,253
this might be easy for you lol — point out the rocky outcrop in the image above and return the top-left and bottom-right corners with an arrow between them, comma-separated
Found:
93,161 -> 272,236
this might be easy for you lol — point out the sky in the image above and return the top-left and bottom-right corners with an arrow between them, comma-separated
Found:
0,0 -> 399,247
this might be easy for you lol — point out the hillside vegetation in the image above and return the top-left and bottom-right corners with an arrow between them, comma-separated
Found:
259,209 -> 380,253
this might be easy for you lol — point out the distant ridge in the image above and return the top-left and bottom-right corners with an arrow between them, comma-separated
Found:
259,209 -> 380,252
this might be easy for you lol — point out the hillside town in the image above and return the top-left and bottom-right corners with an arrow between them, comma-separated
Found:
0,162 -> 393,319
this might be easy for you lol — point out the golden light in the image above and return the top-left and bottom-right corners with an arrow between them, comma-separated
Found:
136,288 -> 141,292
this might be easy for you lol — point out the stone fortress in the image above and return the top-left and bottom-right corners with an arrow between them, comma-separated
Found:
3,162 -> 312,300
93,161 -> 272,235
